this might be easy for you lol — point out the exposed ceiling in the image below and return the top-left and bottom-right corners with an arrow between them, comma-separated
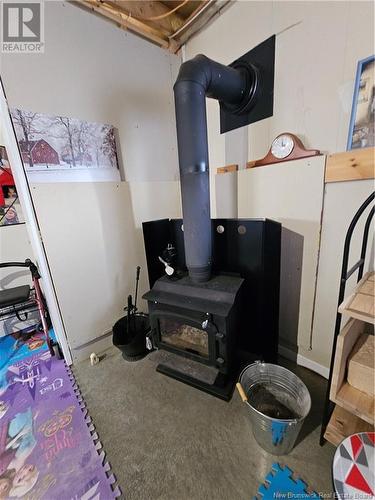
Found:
74,0 -> 230,53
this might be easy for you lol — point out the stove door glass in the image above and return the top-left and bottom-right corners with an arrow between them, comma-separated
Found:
159,317 -> 209,358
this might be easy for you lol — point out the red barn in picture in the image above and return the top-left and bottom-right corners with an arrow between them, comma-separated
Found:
19,139 -> 60,166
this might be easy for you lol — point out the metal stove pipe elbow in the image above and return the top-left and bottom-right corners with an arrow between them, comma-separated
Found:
174,54 -> 254,283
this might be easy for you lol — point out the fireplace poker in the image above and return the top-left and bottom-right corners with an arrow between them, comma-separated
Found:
134,266 -> 140,313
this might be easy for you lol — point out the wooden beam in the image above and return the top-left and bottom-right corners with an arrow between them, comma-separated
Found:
107,1 -> 185,34
182,0 -> 211,26
171,0 -> 231,50
217,164 -> 238,174
160,0 -> 202,18
76,0 -> 171,48
325,147 -> 375,183
75,0 -> 225,53
171,1 -> 213,40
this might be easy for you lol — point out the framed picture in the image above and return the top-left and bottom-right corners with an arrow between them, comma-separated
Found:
347,55 -> 375,150
0,145 -> 25,227
10,108 -> 121,183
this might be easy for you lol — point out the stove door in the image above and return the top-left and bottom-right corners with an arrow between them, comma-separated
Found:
160,317 -> 209,357
154,311 -> 217,365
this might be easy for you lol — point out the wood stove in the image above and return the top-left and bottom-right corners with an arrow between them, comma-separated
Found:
142,39 -> 278,400
144,274 -> 244,399
143,218 -> 281,400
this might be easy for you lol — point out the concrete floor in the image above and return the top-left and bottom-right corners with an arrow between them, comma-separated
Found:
73,348 -> 336,500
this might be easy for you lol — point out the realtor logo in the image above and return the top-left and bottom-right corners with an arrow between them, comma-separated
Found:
1,2 -> 44,53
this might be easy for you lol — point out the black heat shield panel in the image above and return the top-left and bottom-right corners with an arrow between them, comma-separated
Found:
212,219 -> 281,360
220,35 -> 275,134
142,218 -> 281,362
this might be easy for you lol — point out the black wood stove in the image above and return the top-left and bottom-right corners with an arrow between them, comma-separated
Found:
144,273 -> 244,399
142,218 -> 280,400
142,37 -> 278,400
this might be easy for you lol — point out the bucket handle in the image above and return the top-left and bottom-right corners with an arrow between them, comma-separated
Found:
236,382 -> 248,403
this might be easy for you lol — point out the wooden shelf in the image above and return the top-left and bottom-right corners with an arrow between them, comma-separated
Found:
330,317 -> 374,425
338,271 -> 375,324
333,382 -> 374,425
324,405 -> 374,447
216,164 -> 238,174
325,147 -> 375,183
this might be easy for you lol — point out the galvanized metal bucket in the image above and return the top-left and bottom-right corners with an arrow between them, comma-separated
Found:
238,361 -> 311,455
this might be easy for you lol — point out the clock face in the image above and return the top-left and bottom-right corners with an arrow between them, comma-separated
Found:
271,134 -> 294,159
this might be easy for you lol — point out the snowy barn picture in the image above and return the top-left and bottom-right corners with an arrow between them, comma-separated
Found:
10,108 -> 120,182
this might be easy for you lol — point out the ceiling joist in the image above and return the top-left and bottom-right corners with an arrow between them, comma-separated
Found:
77,0 -> 172,48
107,1 -> 186,34
73,0 -> 231,53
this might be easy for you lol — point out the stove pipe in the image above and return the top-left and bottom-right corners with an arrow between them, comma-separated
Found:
174,54 -> 259,283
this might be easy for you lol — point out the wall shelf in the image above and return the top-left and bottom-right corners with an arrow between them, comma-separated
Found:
338,271 -> 374,323
325,147 -> 375,183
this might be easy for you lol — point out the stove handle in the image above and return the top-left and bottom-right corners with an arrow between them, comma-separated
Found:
201,314 -> 224,343
201,313 -> 210,329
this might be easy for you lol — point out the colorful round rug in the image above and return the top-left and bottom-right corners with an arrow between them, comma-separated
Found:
333,432 -> 374,499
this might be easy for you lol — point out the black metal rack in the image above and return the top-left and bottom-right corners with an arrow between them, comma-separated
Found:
320,191 -> 375,445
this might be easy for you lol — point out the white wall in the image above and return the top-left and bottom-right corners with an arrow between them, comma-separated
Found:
185,1 -> 374,162
238,156 -> 326,353
0,2 -> 182,358
186,0 -> 374,219
186,1 -> 374,373
0,2 -> 180,182
30,182 -> 138,348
